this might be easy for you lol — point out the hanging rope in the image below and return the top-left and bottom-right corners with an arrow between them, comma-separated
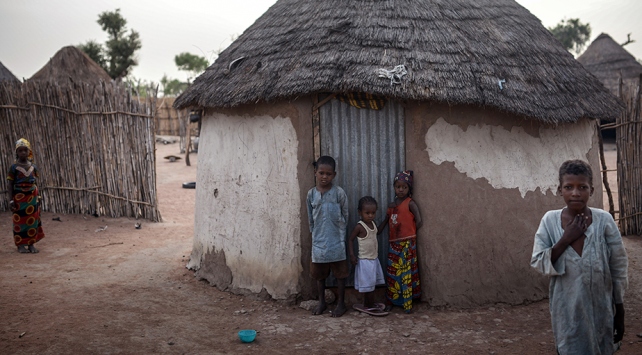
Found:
376,64 -> 407,85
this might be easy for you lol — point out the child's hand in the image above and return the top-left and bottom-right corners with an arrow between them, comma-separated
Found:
350,255 -> 358,265
563,214 -> 588,242
614,304 -> 625,343
9,200 -> 17,212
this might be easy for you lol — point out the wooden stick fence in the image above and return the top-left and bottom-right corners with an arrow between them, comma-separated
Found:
0,80 -> 161,222
153,96 -> 197,153
616,76 -> 642,235
155,97 -> 184,136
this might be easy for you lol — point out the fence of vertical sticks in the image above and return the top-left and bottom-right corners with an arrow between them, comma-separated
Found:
154,96 -> 197,153
0,80 -> 162,222
155,96 -> 184,136
602,76 -> 642,235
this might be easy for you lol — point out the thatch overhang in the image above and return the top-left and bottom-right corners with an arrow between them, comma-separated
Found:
28,46 -> 112,85
577,33 -> 642,93
175,0 -> 622,124
0,61 -> 20,83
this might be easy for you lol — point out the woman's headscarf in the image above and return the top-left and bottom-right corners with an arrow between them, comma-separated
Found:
15,138 -> 34,162
394,170 -> 413,188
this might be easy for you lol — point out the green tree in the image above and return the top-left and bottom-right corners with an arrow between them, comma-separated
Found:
78,9 -> 142,79
174,52 -> 209,82
548,18 -> 591,56
77,40 -> 106,68
160,74 -> 188,96
158,52 -> 210,96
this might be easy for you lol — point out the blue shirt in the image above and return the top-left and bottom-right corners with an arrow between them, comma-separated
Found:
306,185 -> 348,263
531,208 -> 628,354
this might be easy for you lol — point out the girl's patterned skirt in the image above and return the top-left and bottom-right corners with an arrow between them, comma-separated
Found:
385,238 -> 421,312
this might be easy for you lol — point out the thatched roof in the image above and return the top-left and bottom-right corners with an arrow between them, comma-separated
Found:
577,33 -> 642,95
28,46 -> 112,85
175,0 -> 622,123
0,60 -> 20,83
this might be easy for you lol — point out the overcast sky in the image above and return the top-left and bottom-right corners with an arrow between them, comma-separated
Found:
1,0 -> 640,83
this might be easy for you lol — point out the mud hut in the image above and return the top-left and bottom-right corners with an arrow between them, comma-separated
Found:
175,0 -> 622,306
0,60 -> 20,83
28,46 -> 112,86
577,33 -> 642,95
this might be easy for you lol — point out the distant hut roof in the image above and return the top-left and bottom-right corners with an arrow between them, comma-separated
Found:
0,60 -> 20,83
175,0 -> 622,123
577,33 -> 642,93
28,46 -> 112,85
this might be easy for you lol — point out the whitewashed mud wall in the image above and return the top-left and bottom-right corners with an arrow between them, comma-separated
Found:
188,114 -> 302,299
425,118 -> 595,197
409,111 -> 602,306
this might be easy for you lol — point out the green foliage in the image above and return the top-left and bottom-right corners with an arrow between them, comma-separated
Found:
125,76 -> 157,98
77,40 -> 106,68
97,9 -> 127,38
78,9 -> 142,79
160,75 -> 189,96
548,18 -> 591,56
158,52 -> 210,96
174,52 -> 209,82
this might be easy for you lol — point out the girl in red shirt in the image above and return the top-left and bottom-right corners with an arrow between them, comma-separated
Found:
378,170 -> 422,313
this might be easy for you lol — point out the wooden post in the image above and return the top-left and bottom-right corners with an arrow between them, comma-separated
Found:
597,120 -> 615,217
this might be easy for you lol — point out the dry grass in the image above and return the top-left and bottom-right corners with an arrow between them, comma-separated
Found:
578,33 -> 642,96
176,0 -> 622,123
28,46 -> 112,86
0,61 -> 19,83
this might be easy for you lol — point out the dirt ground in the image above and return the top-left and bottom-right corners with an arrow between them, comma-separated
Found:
1,141 -> 641,355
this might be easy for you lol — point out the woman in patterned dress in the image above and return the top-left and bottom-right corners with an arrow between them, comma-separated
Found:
7,138 -> 45,253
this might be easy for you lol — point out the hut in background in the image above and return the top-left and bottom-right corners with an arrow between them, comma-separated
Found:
578,35 -> 642,235
0,61 -> 20,83
577,33 -> 642,95
175,0 -> 622,306
28,46 -> 112,86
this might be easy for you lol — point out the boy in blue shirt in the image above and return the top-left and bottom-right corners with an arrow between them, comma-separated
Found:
531,160 -> 628,354
306,156 -> 349,317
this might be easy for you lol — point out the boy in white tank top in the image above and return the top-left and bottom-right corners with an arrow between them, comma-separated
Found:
348,196 -> 386,315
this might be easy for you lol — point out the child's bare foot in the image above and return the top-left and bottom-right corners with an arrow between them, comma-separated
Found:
28,245 -> 39,253
331,302 -> 347,317
312,302 -> 327,315
17,245 -> 29,253
383,305 -> 393,312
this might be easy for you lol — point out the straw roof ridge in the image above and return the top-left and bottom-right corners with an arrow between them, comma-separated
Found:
28,46 -> 112,85
175,0 -> 622,123
577,33 -> 642,93
0,60 -> 20,83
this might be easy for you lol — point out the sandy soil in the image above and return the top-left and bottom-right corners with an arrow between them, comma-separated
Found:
1,142 -> 641,355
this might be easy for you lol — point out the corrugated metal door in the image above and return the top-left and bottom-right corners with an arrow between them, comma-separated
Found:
319,98 -> 405,286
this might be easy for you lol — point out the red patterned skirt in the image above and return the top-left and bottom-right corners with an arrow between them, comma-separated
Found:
12,186 -> 45,246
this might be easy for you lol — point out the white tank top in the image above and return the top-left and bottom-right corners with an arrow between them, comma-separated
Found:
357,221 -> 378,260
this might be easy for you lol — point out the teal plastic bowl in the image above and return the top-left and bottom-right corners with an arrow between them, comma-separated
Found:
238,329 -> 256,343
